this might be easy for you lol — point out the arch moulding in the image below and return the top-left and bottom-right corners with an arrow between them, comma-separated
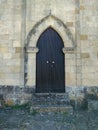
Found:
26,15 -> 76,53
25,15 -> 76,89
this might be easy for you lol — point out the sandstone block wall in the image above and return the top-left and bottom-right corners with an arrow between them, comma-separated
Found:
80,0 -> 98,86
0,0 -> 24,86
0,0 -> 98,103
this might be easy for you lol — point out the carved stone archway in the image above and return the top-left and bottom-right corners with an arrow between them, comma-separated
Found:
25,15 -> 76,91
27,15 -> 76,49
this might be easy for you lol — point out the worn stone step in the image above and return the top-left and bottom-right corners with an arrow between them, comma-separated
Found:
30,105 -> 73,114
32,93 -> 70,106
30,93 -> 73,113
32,100 -> 70,105
32,93 -> 68,98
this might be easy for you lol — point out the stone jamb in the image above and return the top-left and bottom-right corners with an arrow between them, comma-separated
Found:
25,15 -> 76,92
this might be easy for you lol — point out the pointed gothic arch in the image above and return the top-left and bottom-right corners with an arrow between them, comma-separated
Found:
26,15 -> 76,51
25,15 -> 76,91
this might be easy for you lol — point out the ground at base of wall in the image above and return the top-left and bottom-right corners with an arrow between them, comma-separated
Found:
0,108 -> 98,130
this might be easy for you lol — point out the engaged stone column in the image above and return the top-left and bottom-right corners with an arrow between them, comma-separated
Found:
62,48 -> 66,91
26,47 -> 39,90
62,47 -> 76,92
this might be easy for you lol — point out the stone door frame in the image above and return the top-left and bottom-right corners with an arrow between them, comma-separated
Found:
25,15 -> 76,92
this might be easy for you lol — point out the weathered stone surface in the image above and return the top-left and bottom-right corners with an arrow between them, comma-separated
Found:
0,47 -> 8,53
5,99 -> 14,106
15,47 -> 21,53
30,93 -> 73,113
88,100 -> 98,110
30,105 -> 73,114
0,94 -> 4,107
80,5 -> 85,10
66,22 -> 73,27
3,53 -> 12,59
0,109 -> 98,130
0,86 -> 32,106
81,53 -> 90,58
13,41 -> 21,47
80,34 -> 88,40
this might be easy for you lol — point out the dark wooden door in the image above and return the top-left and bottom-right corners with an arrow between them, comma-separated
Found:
36,27 -> 65,93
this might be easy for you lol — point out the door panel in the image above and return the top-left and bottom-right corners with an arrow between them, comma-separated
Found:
36,27 -> 65,93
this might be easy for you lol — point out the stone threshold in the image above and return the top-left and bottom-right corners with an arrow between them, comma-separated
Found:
33,93 -> 66,95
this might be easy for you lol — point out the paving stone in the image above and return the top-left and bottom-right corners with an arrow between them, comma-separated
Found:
0,108 -> 98,130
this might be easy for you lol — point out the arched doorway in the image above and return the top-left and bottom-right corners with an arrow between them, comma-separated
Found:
36,27 -> 65,93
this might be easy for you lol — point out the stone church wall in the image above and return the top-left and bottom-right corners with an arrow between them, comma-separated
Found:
0,0 -> 23,86
0,0 -> 98,106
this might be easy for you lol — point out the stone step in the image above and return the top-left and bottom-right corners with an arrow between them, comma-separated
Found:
32,100 -> 70,105
32,93 -> 70,106
30,105 -> 73,114
30,93 -> 73,114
